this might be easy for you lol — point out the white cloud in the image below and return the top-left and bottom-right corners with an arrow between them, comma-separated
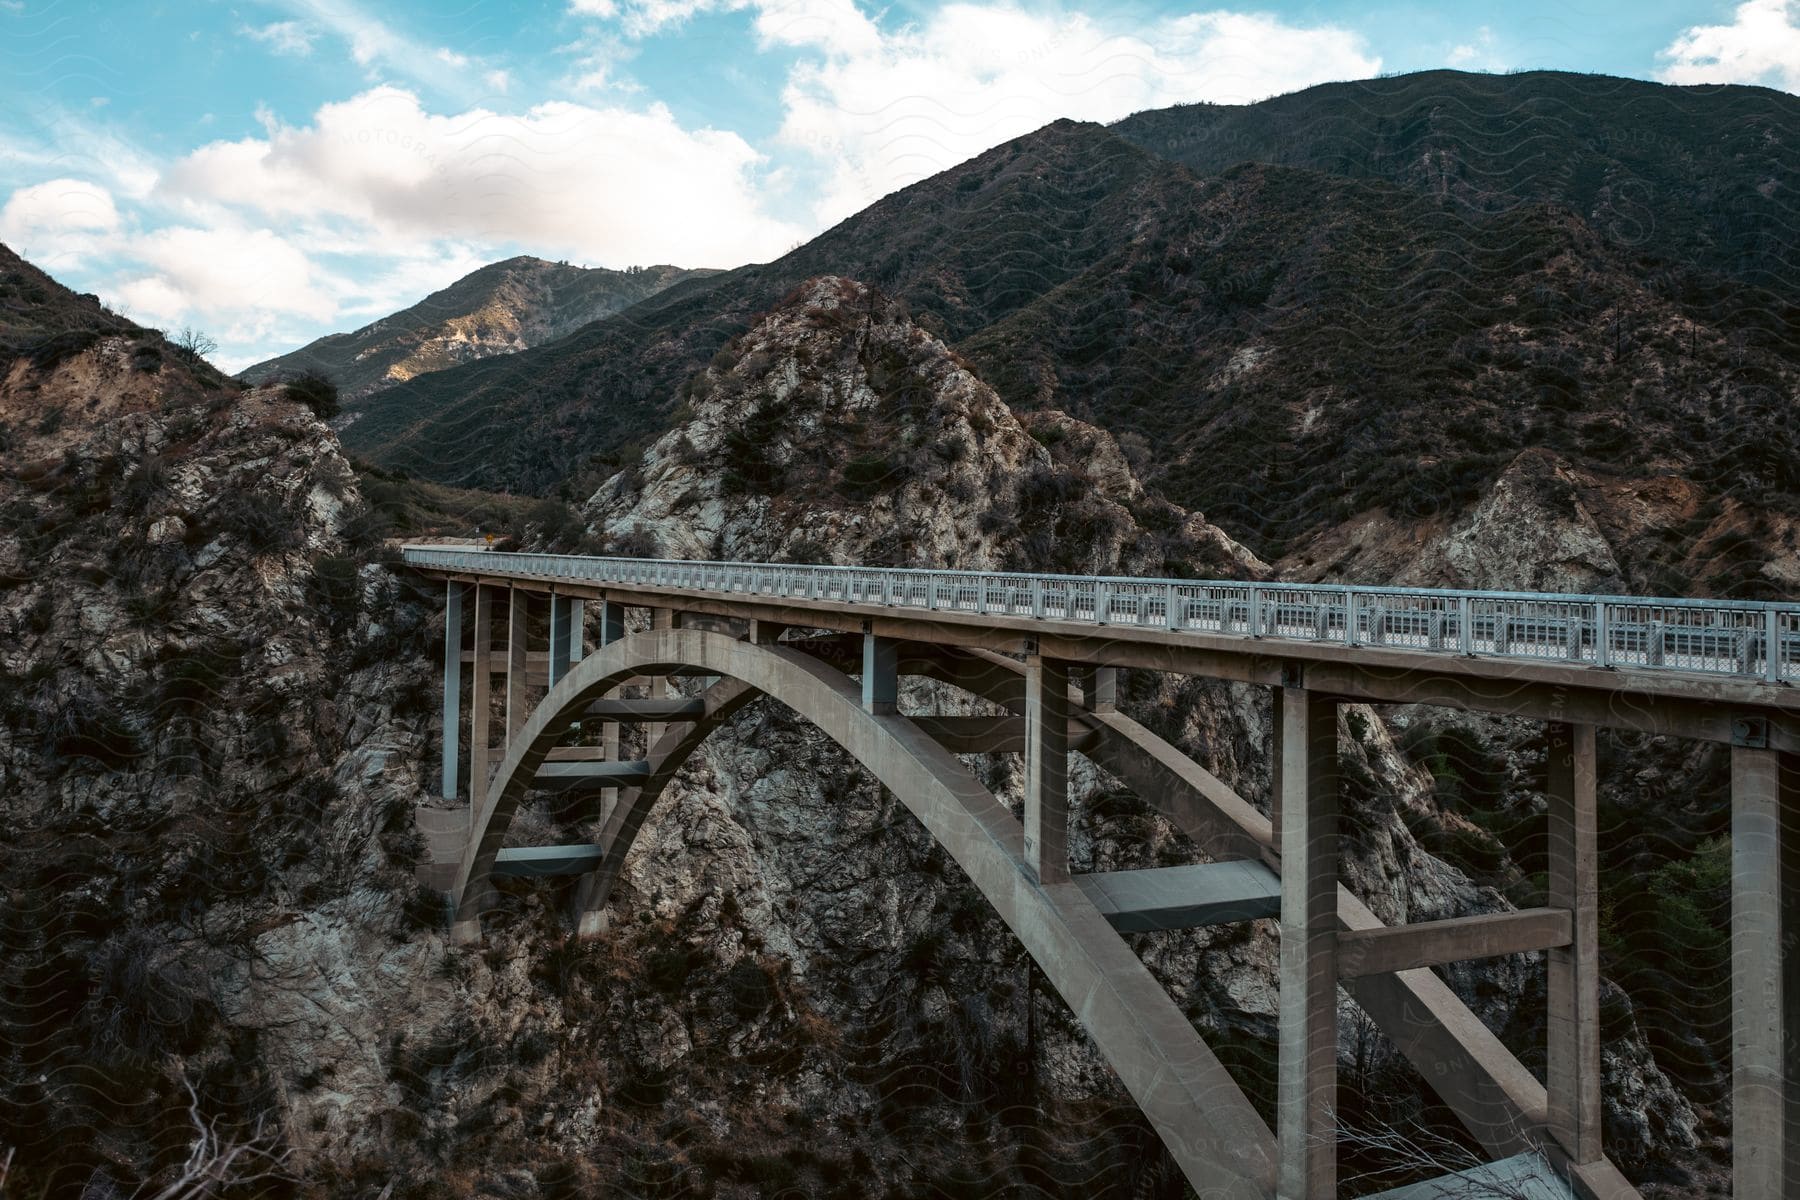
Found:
0,178 -> 121,266
776,4 -> 1381,225
119,226 -> 342,324
1658,0 -> 1800,91
158,86 -> 804,267
268,0 -> 490,99
1447,26 -> 1501,69
243,20 -> 319,56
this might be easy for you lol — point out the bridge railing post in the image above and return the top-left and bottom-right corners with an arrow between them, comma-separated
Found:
1277,678 -> 1338,1198
1165,583 -> 1180,630
1594,603 -> 1610,668
1765,609 -> 1782,683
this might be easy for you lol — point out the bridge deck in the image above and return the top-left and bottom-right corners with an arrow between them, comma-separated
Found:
403,546 -> 1800,749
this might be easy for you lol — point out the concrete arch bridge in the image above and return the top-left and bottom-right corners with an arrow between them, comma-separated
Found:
401,547 -> 1800,1200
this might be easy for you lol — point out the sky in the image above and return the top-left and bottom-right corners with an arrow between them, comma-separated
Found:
2,0 -> 1797,372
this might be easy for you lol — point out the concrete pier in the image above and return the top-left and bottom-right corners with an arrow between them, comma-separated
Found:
1277,683 -> 1337,1200
1024,655 -> 1070,885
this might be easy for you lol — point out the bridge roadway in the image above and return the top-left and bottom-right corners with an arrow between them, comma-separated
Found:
402,546 -> 1800,1200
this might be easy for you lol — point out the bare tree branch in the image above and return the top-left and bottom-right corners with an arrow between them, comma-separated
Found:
129,1075 -> 293,1200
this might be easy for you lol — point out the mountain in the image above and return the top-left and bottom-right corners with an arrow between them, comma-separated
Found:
240,256 -> 711,402
1113,69 -> 1800,293
337,120 -> 1178,491
342,74 -> 1800,604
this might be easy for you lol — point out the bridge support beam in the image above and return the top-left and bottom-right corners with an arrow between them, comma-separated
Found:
1547,721 -> 1603,1168
1024,655 -> 1071,885
1278,683 -> 1338,1199
441,582 -> 462,800
1731,742 -> 1800,1198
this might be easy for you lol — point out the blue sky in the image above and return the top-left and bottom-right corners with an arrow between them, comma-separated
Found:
2,0 -> 1796,371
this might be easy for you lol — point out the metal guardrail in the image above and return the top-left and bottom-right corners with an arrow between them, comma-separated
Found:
401,546 -> 1800,685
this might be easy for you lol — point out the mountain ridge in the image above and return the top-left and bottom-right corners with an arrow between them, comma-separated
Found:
240,256 -> 713,402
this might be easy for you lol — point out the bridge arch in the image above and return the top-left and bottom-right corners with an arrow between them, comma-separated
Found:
456,625 -> 1279,1198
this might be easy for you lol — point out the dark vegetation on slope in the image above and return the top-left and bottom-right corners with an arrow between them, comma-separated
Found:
957,159 -> 1800,569
1113,69 -> 1799,292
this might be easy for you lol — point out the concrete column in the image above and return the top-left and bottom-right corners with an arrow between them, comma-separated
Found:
547,594 -> 571,690
597,597 -> 625,826
1072,666 -> 1118,713
1269,686 -> 1284,851
1092,667 -> 1117,713
506,586 -> 531,744
598,598 -> 626,646
1546,721 -> 1602,1166
1732,744 -> 1800,1198
1278,685 -> 1337,1200
441,582 -> 462,801
469,584 -> 495,810
568,599 -> 585,664
1024,656 -> 1071,885
647,608 -> 674,747
863,631 -> 898,715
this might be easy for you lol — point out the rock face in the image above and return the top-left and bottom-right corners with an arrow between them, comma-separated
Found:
1283,445 -> 1800,601
0,256 -> 1707,1198
0,309 -> 449,1193
589,275 -> 1266,581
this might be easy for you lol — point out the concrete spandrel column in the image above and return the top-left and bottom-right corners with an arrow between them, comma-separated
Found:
648,608 -> 675,746
1092,666 -> 1117,713
441,582 -> 462,801
547,594 -> 570,691
469,584 -> 495,811
862,631 -> 897,716
1024,656 -> 1071,885
1277,684 -> 1337,1200
1731,743 -> 1800,1199
1546,721 -> 1602,1166
598,598 -> 626,647
506,586 -> 531,744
